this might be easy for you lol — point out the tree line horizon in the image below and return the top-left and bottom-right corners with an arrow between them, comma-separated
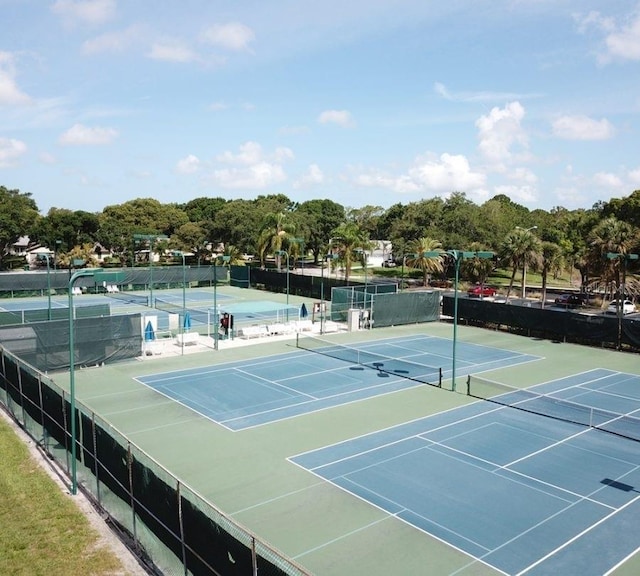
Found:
1,186 -> 639,293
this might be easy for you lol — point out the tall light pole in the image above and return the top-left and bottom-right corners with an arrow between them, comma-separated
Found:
515,226 -> 537,300
172,251 -> 187,355
54,240 -> 62,271
39,253 -> 52,320
425,250 -> 494,392
320,253 -> 338,335
276,249 -> 290,321
133,234 -> 168,307
67,268 -> 121,495
606,252 -> 639,349
213,255 -> 230,350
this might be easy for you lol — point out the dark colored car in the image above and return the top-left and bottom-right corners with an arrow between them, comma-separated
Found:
467,284 -> 497,297
554,294 -> 587,308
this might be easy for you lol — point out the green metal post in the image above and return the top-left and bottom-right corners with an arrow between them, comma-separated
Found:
451,251 -> 461,392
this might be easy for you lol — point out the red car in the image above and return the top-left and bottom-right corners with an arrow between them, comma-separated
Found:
467,284 -> 497,297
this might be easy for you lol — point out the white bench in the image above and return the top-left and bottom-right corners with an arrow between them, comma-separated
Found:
239,325 -> 269,339
294,320 -> 313,332
176,332 -> 200,345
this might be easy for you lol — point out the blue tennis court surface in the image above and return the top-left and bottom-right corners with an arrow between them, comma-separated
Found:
136,334 -> 539,430
291,368 -> 640,575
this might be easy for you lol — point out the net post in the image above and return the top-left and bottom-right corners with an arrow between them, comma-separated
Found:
466,375 -> 471,396
295,333 -> 300,348
438,367 -> 442,388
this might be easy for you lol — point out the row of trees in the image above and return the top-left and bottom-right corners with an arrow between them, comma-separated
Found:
1,186 -> 639,293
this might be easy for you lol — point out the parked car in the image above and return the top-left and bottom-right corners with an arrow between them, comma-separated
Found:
554,294 -> 587,308
606,300 -> 636,315
467,284 -> 497,297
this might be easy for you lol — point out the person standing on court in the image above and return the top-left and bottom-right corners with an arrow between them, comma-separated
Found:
220,313 -> 230,339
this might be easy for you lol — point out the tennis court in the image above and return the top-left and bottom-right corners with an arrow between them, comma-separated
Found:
291,368 -> 640,575
135,334 -> 540,430
14,310 -> 640,575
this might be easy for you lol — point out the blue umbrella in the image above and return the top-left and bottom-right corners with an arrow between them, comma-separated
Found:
183,311 -> 192,331
144,320 -> 155,341
300,302 -> 308,318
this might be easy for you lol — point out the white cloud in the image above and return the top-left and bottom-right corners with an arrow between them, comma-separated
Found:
39,152 -> 57,164
209,101 -> 228,111
593,171 -> 623,188
605,14 -> 640,61
575,9 -> 640,63
82,26 -> 141,54
552,115 -> 615,140
294,164 -> 324,188
0,52 -> 31,105
353,152 -> 486,196
508,167 -> 537,184
493,184 -> 538,204
434,82 -> 541,103
59,123 -> 118,145
51,0 -> 116,26
0,138 -> 27,167
200,23 -> 255,52
318,109 -> 355,128
628,167 -> 640,185
279,125 -> 310,136
207,141 -> 293,189
148,41 -> 198,63
176,154 -> 201,174
409,152 -> 486,191
211,163 -> 287,189
215,141 -> 292,165
476,102 -> 528,169
573,11 -> 616,34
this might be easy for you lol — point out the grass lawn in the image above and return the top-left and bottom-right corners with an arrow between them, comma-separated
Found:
0,412 -> 139,576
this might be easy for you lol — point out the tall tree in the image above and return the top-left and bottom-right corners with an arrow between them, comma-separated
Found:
0,186 -> 40,269
539,241 -> 563,306
257,212 -> 296,269
405,237 -> 444,287
588,216 -> 636,289
500,228 -> 541,300
295,199 -> 345,263
330,222 -> 370,282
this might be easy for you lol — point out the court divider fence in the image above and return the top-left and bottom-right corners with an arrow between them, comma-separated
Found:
443,296 -> 640,352
0,346 -> 311,576
0,266 -> 230,298
330,287 -> 440,328
0,314 -> 142,372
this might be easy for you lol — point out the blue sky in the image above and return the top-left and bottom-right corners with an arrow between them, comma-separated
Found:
2,0 -> 640,214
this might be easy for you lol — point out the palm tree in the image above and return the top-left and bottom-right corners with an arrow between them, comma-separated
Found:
500,228 -> 541,301
405,237 -> 444,287
330,222 -> 370,282
588,217 -> 635,291
539,241 -> 562,307
256,212 -> 295,270
461,242 -> 494,286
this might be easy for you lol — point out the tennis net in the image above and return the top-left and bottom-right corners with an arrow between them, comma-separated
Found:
466,374 -> 640,443
154,297 -> 212,324
105,291 -> 150,306
296,334 -> 442,388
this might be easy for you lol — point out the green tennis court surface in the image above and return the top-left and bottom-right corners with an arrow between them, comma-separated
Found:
292,368 -> 640,574
135,334 -> 539,430
63,322 -> 640,575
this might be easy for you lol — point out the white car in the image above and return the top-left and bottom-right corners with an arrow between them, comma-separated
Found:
606,300 -> 636,315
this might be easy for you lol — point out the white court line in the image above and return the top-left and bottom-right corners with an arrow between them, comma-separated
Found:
604,544 -> 640,575
234,367 -> 318,400
516,489 -> 640,575
287,459 -> 503,574
222,376 -> 419,430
